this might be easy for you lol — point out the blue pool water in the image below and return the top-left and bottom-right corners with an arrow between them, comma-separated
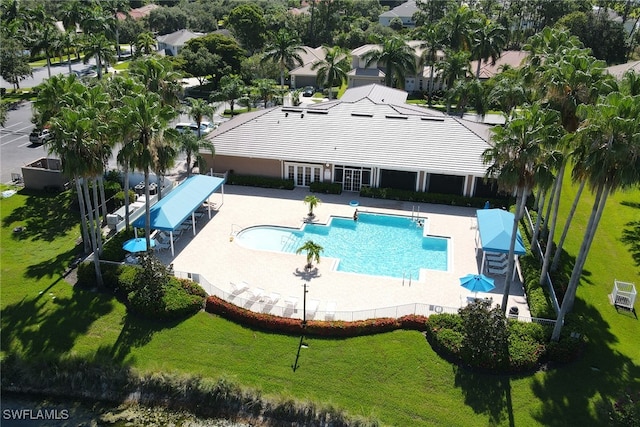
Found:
235,213 -> 449,278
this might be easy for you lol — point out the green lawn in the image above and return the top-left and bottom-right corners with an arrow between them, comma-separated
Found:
1,180 -> 638,426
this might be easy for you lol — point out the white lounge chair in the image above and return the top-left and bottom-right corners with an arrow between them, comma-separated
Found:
230,282 -> 249,294
305,299 -> 320,318
488,265 -> 508,275
247,287 -> 264,301
267,292 -> 280,304
325,301 -> 337,320
155,241 -> 170,252
285,296 -> 298,309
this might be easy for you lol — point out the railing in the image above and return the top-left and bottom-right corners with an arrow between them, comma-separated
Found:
174,270 -> 555,324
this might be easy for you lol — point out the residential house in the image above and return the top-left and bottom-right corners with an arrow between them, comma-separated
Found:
202,84 -> 497,198
116,4 -> 160,21
157,29 -> 205,57
470,50 -> 529,80
290,46 -> 329,89
348,40 -> 445,93
379,0 -> 419,28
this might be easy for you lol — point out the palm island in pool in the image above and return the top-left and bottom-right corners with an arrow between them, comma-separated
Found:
235,212 -> 450,280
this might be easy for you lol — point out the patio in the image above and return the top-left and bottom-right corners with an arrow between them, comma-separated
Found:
157,186 -> 531,320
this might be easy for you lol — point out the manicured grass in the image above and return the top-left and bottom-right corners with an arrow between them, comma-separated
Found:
1,181 -> 638,426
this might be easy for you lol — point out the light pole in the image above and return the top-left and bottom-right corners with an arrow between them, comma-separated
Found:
292,282 -> 309,372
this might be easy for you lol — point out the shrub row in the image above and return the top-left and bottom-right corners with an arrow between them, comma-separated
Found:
359,186 -> 513,209
226,174 -> 294,189
205,296 -> 428,337
309,181 -> 342,194
1,353 -> 379,426
425,313 -> 584,373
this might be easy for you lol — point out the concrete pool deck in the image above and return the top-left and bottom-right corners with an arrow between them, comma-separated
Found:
159,186 -> 531,320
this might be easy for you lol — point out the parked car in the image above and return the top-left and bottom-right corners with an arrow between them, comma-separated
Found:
302,86 -> 315,97
29,128 -> 53,145
175,122 -> 213,136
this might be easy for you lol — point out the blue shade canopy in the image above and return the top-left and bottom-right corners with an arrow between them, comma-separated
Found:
460,273 -> 495,293
476,209 -> 526,255
123,237 -> 155,253
133,175 -> 224,231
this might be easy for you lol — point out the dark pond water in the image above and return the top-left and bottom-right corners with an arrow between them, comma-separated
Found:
1,393 -> 252,426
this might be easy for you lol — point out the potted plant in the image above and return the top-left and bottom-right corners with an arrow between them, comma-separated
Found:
303,195 -> 321,218
295,240 -> 324,271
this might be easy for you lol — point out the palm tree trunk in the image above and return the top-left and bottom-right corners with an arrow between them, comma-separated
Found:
551,182 -> 607,341
83,178 -> 103,287
530,188 -> 545,254
124,165 -> 131,231
428,65 -> 435,106
67,50 -> 72,75
476,60 -> 482,79
75,177 -> 91,254
92,177 -> 103,254
45,52 -> 52,78
143,168 -> 152,252
501,185 -> 527,313
542,176 -> 558,240
98,175 -> 108,227
539,164 -> 565,285
551,180 -> 585,271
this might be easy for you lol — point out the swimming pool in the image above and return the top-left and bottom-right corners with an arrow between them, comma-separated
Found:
235,213 -> 449,279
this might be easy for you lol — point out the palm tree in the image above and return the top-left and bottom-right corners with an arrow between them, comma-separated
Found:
173,131 -> 215,178
303,195 -> 321,218
128,56 -> 183,108
251,78 -> 278,109
483,104 -> 563,313
185,97 -> 214,139
81,33 -> 116,79
488,66 -> 529,119
438,5 -> 478,52
436,49 -> 471,113
211,75 -> 246,117
311,46 -> 350,99
135,31 -> 156,56
417,24 -> 444,105
296,240 -> 324,270
551,92 -> 640,341
100,0 -> 130,61
363,36 -> 417,89
471,19 -> 507,79
28,13 -> 60,78
120,91 -> 177,250
262,29 -> 305,89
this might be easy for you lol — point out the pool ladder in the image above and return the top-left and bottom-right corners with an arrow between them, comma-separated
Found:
402,271 -> 412,287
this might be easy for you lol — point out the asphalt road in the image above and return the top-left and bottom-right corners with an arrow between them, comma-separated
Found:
0,101 -> 47,184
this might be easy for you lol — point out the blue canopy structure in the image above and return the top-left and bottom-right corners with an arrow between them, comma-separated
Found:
133,174 -> 224,231
476,208 -> 526,255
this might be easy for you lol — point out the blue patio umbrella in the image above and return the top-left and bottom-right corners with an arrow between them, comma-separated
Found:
122,237 -> 155,253
459,273 -> 495,294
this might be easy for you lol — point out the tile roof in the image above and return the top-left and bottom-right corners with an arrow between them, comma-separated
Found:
606,60 -> 640,79
206,84 -> 492,177
379,0 -> 419,18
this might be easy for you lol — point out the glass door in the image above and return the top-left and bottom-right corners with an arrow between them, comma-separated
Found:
343,169 -> 362,192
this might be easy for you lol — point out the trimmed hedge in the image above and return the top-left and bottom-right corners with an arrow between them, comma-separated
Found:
309,181 -> 342,194
226,174 -> 294,190
359,186 -> 514,209
205,296 -> 428,337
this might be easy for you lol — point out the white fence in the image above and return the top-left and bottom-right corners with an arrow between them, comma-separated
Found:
174,270 -> 555,326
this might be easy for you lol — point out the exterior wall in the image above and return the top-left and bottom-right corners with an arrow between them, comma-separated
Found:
21,158 -> 69,191
348,76 -> 385,88
202,154 -> 281,178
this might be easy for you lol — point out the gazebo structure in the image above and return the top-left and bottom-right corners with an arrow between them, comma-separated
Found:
132,174 -> 225,255
475,209 -> 526,278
